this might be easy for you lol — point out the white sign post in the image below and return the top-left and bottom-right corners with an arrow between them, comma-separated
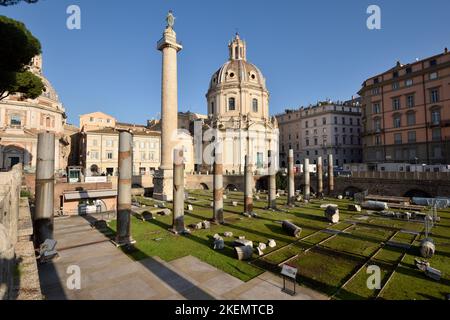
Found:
281,264 -> 298,296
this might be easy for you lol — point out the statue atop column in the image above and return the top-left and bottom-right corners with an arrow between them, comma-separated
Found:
166,10 -> 175,29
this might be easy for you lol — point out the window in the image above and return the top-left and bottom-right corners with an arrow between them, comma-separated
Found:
375,136 -> 381,145
107,152 -> 113,159
91,151 -> 99,160
406,95 -> 415,108
90,117 -> 94,122
334,116 -> 338,124
211,101 -> 215,114
372,87 -> 380,95
394,133 -> 402,144
408,131 -> 416,143
106,140 -> 113,147
429,72 -> 438,80
430,89 -> 439,103
392,82 -> 399,90
305,121 -> 309,128
393,116 -> 401,128
314,138 -> 318,146
305,130 -> 309,136
106,119 -> 111,123
405,79 -> 413,87
140,151 -> 146,160
228,97 -> 236,111
342,117 -> 346,125
373,103 -> 381,114
431,109 -> 441,125
373,77 -> 379,84
350,118 -> 353,125
433,147 -> 442,159
406,67 -> 412,74
429,59 -> 437,67
139,167 -> 146,175
392,98 -> 401,110
92,139 -> 98,147
252,99 -> 258,112
313,119 -> 317,127
10,114 -> 22,126
407,112 -> 416,126
305,139 -> 309,146
432,128 -> 441,141
393,71 -> 399,78
373,119 -> 381,132
334,127 -> 338,133
322,117 -> 326,125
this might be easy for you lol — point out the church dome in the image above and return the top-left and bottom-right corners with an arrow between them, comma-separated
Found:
208,34 -> 267,92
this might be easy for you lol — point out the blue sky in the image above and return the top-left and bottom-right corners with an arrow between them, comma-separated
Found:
2,0 -> 449,126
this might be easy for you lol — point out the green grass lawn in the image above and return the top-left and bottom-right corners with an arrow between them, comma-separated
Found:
107,190 -> 450,300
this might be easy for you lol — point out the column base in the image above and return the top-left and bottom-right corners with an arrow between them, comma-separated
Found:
112,237 -> 136,247
153,168 -> 174,201
168,228 -> 191,235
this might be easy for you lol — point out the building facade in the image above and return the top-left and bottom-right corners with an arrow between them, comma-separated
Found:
79,111 -> 116,132
80,128 -> 162,177
0,56 -> 72,172
359,48 -> 450,165
203,34 -> 279,174
276,100 -> 362,168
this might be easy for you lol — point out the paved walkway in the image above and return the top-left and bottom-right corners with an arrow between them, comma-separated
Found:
38,215 -> 327,300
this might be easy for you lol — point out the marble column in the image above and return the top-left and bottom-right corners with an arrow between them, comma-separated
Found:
172,148 -> 187,234
328,153 -> 334,195
34,132 -> 55,246
244,155 -> 253,215
287,149 -> 295,206
304,158 -> 310,200
116,130 -> 135,246
153,12 -> 183,201
268,150 -> 277,209
317,156 -> 323,196
213,148 -> 224,224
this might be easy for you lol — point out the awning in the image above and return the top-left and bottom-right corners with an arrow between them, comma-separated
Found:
64,189 -> 117,200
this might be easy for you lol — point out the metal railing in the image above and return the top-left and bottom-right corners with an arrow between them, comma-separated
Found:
347,171 -> 450,181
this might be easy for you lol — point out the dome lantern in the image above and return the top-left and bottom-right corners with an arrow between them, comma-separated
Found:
228,33 -> 246,61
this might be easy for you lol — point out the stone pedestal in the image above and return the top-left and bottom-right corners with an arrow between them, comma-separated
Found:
153,168 -> 174,202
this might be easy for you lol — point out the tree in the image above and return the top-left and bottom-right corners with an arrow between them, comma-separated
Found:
0,15 -> 44,100
0,0 -> 39,6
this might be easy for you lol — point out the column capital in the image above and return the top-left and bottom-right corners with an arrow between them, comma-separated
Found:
157,29 -> 183,52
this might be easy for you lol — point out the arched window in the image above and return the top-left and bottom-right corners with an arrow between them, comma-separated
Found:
252,98 -> 258,112
45,116 -> 51,127
228,97 -> 236,111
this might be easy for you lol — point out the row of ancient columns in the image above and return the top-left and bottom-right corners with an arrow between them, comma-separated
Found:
33,134 -> 337,247
286,150 -> 335,205
33,131 -> 138,247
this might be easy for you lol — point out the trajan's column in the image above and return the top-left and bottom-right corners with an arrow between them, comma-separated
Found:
153,11 -> 183,201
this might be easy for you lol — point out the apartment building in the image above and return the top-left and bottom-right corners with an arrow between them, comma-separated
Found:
80,128 -> 161,177
276,99 -> 362,168
359,48 -> 450,164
